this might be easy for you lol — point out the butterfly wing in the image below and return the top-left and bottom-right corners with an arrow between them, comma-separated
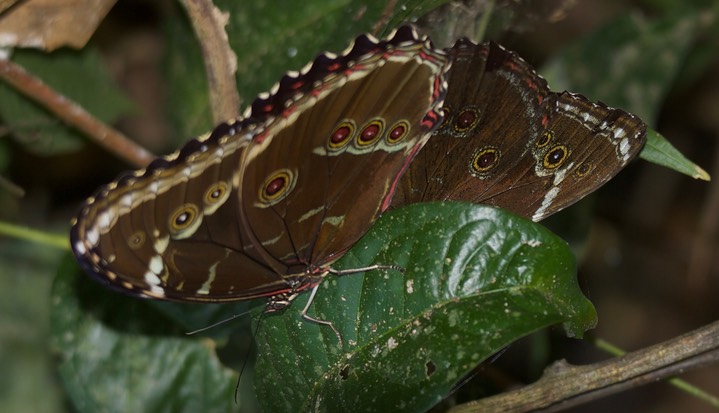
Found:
489,91 -> 647,221
70,27 -> 449,302
392,39 -> 646,221
69,124 -> 291,301
238,26 -> 449,274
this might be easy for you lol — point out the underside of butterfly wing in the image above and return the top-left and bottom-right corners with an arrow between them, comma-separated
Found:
239,27 -> 449,273
392,38 -> 646,221
70,26 -> 450,303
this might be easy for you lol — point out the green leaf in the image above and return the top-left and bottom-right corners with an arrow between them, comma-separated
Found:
0,236 -> 66,412
51,255 -> 240,413
640,128 -> 710,180
0,47 -> 135,156
56,203 -> 594,413
253,202 -> 596,413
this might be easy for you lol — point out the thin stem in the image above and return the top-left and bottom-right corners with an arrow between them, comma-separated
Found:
595,337 -> 719,409
474,0 -> 494,43
0,220 -> 69,251
0,58 -> 153,168
180,0 -> 241,123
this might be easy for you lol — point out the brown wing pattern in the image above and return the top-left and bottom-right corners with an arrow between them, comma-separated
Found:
392,39 -> 646,221
70,26 -> 449,302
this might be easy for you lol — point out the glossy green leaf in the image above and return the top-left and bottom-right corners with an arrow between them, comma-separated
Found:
51,256 -> 239,413
254,202 -> 596,413
56,203 -> 594,413
0,48 -> 134,156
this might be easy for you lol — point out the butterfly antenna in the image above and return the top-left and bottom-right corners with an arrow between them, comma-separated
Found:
234,310 -> 265,404
449,345 -> 510,395
185,309 -> 254,335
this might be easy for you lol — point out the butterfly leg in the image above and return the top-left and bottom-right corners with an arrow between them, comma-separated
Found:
300,282 -> 343,346
300,265 -> 405,346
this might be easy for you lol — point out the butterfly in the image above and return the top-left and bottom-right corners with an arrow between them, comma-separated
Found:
70,26 -> 450,340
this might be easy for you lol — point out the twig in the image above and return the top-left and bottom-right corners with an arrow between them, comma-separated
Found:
0,58 -> 153,168
448,320 -> 719,412
180,0 -> 240,123
372,0 -> 398,36
0,220 -> 68,251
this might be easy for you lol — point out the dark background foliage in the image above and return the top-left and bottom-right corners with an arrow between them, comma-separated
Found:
0,0 -> 717,412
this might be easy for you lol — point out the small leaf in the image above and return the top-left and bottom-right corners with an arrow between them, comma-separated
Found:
640,128 -> 710,181
254,202 -> 596,413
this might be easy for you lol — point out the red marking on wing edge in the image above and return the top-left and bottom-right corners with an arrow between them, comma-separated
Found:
541,114 -> 550,128
381,141 -> 425,212
421,109 -> 440,128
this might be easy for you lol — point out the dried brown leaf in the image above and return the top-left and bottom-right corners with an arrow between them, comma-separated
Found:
0,0 -> 117,51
